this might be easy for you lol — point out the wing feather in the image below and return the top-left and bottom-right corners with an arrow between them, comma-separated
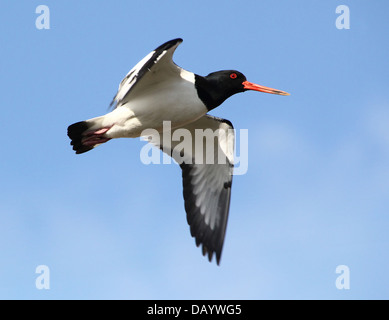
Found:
146,115 -> 234,264
110,38 -> 183,108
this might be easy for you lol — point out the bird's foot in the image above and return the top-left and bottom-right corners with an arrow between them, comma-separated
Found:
81,126 -> 112,147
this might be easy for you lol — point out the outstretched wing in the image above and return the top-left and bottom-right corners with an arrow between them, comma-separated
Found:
146,115 -> 234,265
110,38 -> 184,108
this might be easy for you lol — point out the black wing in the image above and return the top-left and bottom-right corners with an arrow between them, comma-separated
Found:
146,115 -> 234,265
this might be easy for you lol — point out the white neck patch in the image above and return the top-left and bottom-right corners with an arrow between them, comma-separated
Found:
180,69 -> 195,84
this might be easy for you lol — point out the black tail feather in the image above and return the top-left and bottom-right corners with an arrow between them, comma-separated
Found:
67,121 -> 93,154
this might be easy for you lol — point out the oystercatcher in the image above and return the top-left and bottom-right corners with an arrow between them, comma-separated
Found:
67,38 -> 289,265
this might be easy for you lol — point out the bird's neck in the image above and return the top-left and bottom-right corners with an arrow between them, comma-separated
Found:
194,75 -> 231,111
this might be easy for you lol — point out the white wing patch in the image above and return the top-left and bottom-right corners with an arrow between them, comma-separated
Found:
110,38 -> 184,109
111,51 -> 155,107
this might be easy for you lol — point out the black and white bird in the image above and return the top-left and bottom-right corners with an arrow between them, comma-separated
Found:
67,38 -> 289,265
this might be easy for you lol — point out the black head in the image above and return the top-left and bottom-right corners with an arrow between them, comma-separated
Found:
206,70 -> 247,94
195,70 -> 289,111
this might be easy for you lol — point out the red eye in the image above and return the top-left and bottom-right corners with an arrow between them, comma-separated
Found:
230,73 -> 237,79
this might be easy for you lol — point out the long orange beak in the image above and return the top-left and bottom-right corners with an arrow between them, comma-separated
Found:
243,81 -> 290,96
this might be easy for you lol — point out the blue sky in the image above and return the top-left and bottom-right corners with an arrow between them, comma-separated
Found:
1,1 -> 388,299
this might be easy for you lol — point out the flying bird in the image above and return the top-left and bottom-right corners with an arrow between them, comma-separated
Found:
67,38 -> 289,265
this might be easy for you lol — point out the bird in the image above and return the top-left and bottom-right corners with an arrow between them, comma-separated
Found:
67,38 -> 289,265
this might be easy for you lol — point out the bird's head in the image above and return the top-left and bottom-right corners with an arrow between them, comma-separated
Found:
197,70 -> 289,110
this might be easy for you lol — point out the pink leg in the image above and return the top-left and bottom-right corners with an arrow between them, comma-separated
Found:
93,128 -> 111,135
82,126 -> 113,147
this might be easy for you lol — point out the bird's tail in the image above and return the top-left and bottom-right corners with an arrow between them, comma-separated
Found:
67,116 -> 112,154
